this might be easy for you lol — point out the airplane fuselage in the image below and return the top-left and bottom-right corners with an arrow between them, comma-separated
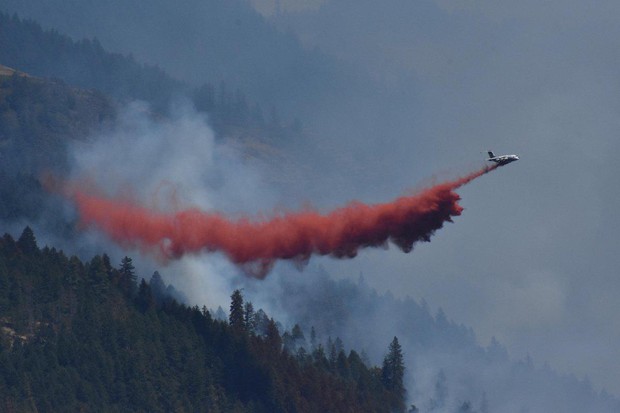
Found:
487,151 -> 519,165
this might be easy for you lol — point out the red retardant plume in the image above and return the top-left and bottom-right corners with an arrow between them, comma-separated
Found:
66,165 -> 498,278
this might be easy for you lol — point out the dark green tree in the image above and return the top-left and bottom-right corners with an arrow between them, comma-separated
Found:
87,255 -> 110,296
229,289 -> 245,331
382,336 -> 406,412
101,253 -> 113,274
149,270 -> 167,302
120,256 -> 135,277
17,226 -> 38,255
118,256 -> 137,294
336,350 -> 350,378
289,324 -> 305,351
254,309 -> 269,335
136,279 -> 155,312
244,301 -> 256,334
265,318 -> 282,351
313,344 -> 329,370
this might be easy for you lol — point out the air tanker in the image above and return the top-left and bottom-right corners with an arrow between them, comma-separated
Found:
487,151 -> 519,165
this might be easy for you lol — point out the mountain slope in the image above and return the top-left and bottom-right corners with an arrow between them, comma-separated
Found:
0,64 -> 114,226
0,1 -> 346,117
0,228 -> 402,412
242,266 -> 620,412
0,13 -> 182,112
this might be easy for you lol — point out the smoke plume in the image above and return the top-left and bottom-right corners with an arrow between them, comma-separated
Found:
63,164 -> 497,278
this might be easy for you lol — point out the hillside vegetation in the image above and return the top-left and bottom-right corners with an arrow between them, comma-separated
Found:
0,227 -> 405,412
0,12 -> 299,141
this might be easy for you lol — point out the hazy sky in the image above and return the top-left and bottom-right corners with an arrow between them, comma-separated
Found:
268,0 -> 620,396
250,0 -> 326,15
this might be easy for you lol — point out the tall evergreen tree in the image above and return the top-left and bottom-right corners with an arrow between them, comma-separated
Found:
149,270 -> 167,302
254,308 -> 269,335
265,318 -> 282,351
243,301 -> 256,334
17,226 -> 37,255
382,336 -> 406,412
291,324 -> 305,350
229,289 -> 245,331
101,253 -> 113,274
136,279 -> 155,312
119,256 -> 137,294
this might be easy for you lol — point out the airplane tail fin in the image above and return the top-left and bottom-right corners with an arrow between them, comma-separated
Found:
487,151 -> 495,158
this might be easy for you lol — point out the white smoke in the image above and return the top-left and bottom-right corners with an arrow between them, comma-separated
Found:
70,101 -> 276,214
65,100 -> 285,311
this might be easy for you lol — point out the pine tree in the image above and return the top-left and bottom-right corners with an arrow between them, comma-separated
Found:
313,344 -> 329,370
87,255 -> 110,296
265,318 -> 282,351
101,253 -> 113,275
17,226 -> 37,255
136,279 -> 155,312
119,256 -> 137,294
382,336 -> 406,412
243,301 -> 256,334
291,324 -> 305,350
254,309 -> 269,335
229,289 -> 245,332
149,270 -> 167,302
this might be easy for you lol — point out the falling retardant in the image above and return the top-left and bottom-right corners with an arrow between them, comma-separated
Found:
63,164 -> 498,278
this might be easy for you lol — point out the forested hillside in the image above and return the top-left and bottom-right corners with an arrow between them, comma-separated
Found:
0,0 -> 346,117
0,66 -> 114,174
0,13 -> 180,112
0,67 -> 114,224
0,12 -> 298,140
0,227 -> 405,412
